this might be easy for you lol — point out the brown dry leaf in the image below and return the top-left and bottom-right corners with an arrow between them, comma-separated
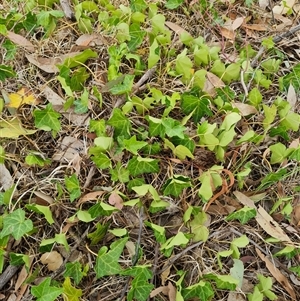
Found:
150,286 -> 169,298
77,190 -> 106,207
256,248 -> 296,300
0,163 -> 13,190
289,138 -> 299,149
291,204 -> 300,226
233,191 -> 256,209
40,251 -> 63,271
0,294 -> 5,300
33,191 -> 55,205
227,292 -> 246,301
287,84 -> 297,111
207,72 -> 225,88
7,88 -> 37,108
26,52 -> 80,73
259,0 -> 269,9
108,191 -> 124,210
165,21 -> 189,35
6,31 -> 35,52
75,33 -> 107,46
232,17 -> 244,31
52,136 -> 85,162
232,103 -> 258,116
242,24 -> 268,31
15,256 -> 34,291
167,281 -> 176,301
220,27 -> 235,40
256,205 -> 293,244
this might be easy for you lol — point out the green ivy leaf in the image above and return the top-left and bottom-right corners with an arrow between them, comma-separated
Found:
107,108 -> 131,138
147,116 -> 165,137
162,118 -> 186,139
163,175 -> 192,197
33,104 -> 61,132
26,204 -> 54,225
110,162 -> 130,183
25,153 -> 51,167
40,233 -> 70,252
226,207 -> 256,224
182,280 -> 214,301
148,38 -> 160,69
160,232 -> 189,257
176,49 -> 193,81
281,63 -> 300,91
65,174 -> 81,202
181,93 -> 212,122
269,143 -> 293,164
31,278 -> 63,301
89,147 -> 111,169
127,156 -> 159,176
95,237 -> 128,278
128,23 -> 146,51
62,277 -> 82,301
144,222 -> 166,244
0,208 -> 33,240
248,87 -> 262,108
204,274 -> 238,290
130,0 -> 147,12
87,222 -> 109,245
123,136 -> 148,155
88,202 -> 118,218
122,266 -> 154,301
165,0 -> 183,9
0,65 -> 16,81
74,88 -> 89,114
64,262 -> 87,285
109,74 -> 135,95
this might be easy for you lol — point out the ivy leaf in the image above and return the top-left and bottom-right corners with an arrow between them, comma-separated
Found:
123,136 -> 148,155
109,74 -> 135,95
107,108 -> 131,138
0,208 -> 33,240
130,0 -> 147,12
110,162 -> 130,183
181,93 -> 212,122
26,204 -> 54,225
0,118 -> 37,138
0,65 -> 16,81
144,222 -> 166,244
127,156 -> 159,176
226,207 -> 256,224
162,118 -> 186,139
62,277 -> 82,301
122,266 -> 154,301
31,278 -> 63,301
147,116 -> 165,138
95,237 -> 128,278
65,174 -> 81,202
204,274 -> 238,290
74,88 -> 89,114
89,147 -> 111,169
163,175 -> 191,197
128,23 -> 146,51
182,281 -> 214,301
165,0 -> 184,9
176,49 -> 193,81
64,262 -> 87,285
88,202 -> 118,218
33,103 -> 61,132
148,38 -> 160,69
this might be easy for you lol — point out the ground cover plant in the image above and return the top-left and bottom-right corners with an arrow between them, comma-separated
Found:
1,0 -> 300,300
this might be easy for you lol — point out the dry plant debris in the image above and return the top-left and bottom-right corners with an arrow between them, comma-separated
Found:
1,0 -> 300,300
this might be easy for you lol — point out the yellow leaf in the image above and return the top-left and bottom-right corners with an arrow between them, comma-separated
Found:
0,118 -> 37,138
62,277 -> 82,301
7,88 -> 36,108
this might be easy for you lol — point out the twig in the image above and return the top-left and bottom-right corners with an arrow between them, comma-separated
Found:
132,67 -> 157,93
59,0 -> 75,20
0,265 -> 20,290
118,206 -> 144,301
251,23 -> 300,67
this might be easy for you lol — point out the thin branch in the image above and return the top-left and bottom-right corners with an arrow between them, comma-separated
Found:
251,23 -> 300,67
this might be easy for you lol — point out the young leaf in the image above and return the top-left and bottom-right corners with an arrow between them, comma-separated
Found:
123,136 -> 148,155
31,277 -> 63,301
65,174 -> 81,202
89,147 -> 111,169
144,222 -> 166,244
34,104 -> 61,132
176,49 -> 193,81
127,156 -> 159,176
165,0 -> 183,9
26,204 -> 54,224
148,38 -> 160,68
62,277 -> 82,301
95,237 -> 128,278
0,208 -> 33,240
162,118 -> 186,139
204,274 -> 238,290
